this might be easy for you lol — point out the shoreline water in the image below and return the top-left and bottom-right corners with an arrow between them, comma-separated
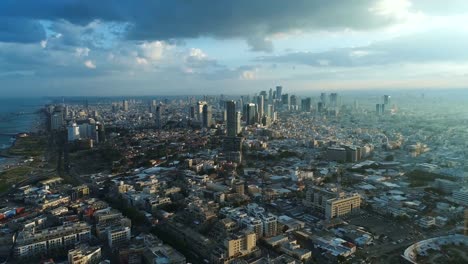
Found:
0,105 -> 47,172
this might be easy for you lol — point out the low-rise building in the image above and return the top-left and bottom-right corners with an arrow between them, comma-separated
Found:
108,226 -> 131,249
15,222 -> 91,257
68,245 -> 102,264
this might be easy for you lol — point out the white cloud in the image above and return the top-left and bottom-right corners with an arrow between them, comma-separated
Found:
40,40 -> 47,48
84,60 -> 96,69
370,0 -> 412,18
240,69 -> 257,80
135,57 -> 148,65
75,47 -> 90,57
140,41 -> 170,61
188,48 -> 207,60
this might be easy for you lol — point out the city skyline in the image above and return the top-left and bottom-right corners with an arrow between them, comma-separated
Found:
2,1 -> 468,96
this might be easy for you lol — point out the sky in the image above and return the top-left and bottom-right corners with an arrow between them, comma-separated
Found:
1,0 -> 468,96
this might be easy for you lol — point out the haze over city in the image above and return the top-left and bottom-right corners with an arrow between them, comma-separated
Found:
1,1 -> 468,264
2,0 -> 468,96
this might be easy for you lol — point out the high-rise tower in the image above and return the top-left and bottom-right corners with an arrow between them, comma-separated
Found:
202,104 -> 212,128
226,100 -> 239,136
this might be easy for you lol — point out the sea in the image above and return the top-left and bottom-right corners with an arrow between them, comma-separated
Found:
0,98 -> 49,151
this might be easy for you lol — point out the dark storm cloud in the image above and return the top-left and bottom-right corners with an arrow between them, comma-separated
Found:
0,17 -> 46,43
0,0 -> 398,51
257,29 -> 468,67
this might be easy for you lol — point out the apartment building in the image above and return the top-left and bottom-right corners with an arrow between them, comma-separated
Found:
15,222 -> 91,257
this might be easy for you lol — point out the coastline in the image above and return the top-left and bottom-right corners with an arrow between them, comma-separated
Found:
0,108 -> 47,172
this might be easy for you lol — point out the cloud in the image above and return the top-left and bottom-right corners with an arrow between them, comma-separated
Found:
0,0 -> 417,51
0,17 -> 45,43
135,57 -> 148,65
257,28 -> 468,67
75,47 -> 90,57
139,41 -> 169,61
188,48 -> 207,60
239,69 -> 258,80
185,48 -> 219,69
246,36 -> 273,52
40,40 -> 48,48
84,60 -> 96,69
410,0 -> 468,15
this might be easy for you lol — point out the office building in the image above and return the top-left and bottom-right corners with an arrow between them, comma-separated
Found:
267,104 -> 274,118
223,136 -> 244,163
189,106 -> 196,119
376,104 -> 386,115
325,194 -> 361,219
317,102 -> 324,114
67,122 -> 80,141
96,122 -> 105,143
244,103 -> 257,125
268,88 -> 273,103
281,94 -> 290,108
155,106 -> 162,129
123,100 -> 129,111
77,121 -> 98,143
196,101 -> 206,121
276,86 -> 282,100
257,95 -> 264,122
51,112 -> 64,130
329,93 -> 338,108
202,104 -> 212,128
301,98 -> 312,112
289,95 -> 297,111
383,95 -> 391,105
320,93 -> 327,106
304,186 -> 361,219
226,100 -> 240,137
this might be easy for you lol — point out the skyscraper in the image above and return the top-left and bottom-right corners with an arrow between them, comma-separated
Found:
376,104 -> 385,115
51,112 -> 64,130
267,104 -> 274,118
320,93 -> 327,106
202,104 -> 212,128
329,93 -> 338,108
122,100 -> 129,111
317,102 -> 324,114
67,122 -> 80,141
275,86 -> 282,100
268,88 -> 273,103
196,101 -> 206,121
256,95 -> 264,122
226,100 -> 239,137
281,94 -> 289,108
290,95 -> 297,110
155,106 -> 162,129
301,98 -> 312,112
245,103 -> 257,125
383,95 -> 391,105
